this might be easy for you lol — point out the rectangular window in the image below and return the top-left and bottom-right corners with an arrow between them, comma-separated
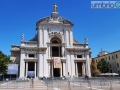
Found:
77,55 -> 82,58
110,70 -> 112,73
117,63 -> 119,67
29,54 -> 34,58
106,57 -> 107,60
112,55 -> 114,59
109,56 -> 110,60
92,60 -> 94,63
116,54 -> 118,58
110,64 -> 111,68
118,71 -> 119,73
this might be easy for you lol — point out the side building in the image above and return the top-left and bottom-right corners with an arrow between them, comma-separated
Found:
91,50 -> 120,76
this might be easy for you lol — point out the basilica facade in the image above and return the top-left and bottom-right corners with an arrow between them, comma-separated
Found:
11,5 -> 91,78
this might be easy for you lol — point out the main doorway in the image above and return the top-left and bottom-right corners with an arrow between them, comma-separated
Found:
27,62 -> 35,78
50,37 -> 62,77
53,68 -> 60,77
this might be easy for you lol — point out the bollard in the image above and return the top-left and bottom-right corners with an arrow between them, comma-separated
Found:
52,79 -> 53,88
119,78 -> 120,84
110,81 -> 113,90
79,80 -> 81,89
58,80 -> 59,88
68,80 -> 71,90
88,81 -> 92,90
101,81 -> 102,89
47,78 -> 48,90
31,78 -> 34,88
14,80 -> 16,89
73,81 -> 74,87
6,79 -> 9,89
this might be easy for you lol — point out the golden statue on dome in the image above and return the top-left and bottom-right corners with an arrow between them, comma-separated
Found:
53,3 -> 57,12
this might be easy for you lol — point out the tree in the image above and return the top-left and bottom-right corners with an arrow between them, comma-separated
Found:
0,51 -> 11,74
97,58 -> 109,73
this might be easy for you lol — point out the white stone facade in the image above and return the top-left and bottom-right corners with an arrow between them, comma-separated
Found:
11,11 -> 91,78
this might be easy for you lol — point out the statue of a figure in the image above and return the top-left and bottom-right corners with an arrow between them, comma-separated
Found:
84,37 -> 88,44
53,3 -> 57,12
21,34 -> 24,41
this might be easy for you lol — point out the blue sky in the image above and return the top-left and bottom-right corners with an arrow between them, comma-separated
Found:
0,0 -> 120,57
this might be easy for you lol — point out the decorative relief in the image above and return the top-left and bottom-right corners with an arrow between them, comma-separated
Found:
49,32 -> 63,42
36,26 -> 47,30
66,50 -> 87,55
24,43 -> 37,47
38,50 -> 46,54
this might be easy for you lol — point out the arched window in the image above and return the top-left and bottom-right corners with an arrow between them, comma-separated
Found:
51,37 -> 61,44
52,40 -> 59,43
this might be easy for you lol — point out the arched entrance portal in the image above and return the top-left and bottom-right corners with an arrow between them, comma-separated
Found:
51,37 -> 61,77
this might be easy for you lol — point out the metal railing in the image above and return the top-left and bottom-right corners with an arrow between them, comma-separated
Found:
0,77 -> 120,90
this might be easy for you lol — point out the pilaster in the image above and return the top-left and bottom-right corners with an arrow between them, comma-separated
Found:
63,63 -> 66,76
25,62 -> 28,77
19,49 -> 25,78
66,53 -> 71,77
71,54 -> 75,77
86,54 -> 91,77
43,51 -> 48,77
38,50 -> 43,77
70,30 -> 73,47
38,27 -> 43,47
34,62 -> 36,78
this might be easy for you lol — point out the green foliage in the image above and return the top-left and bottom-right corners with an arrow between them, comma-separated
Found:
0,51 -> 11,74
97,58 -> 109,73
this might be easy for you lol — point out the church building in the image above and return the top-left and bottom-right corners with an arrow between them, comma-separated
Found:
10,4 -> 91,78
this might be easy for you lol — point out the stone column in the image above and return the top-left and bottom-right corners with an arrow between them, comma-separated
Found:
86,54 -> 91,77
71,54 -> 75,77
84,62 -> 86,75
38,53 -> 43,77
48,62 -> 50,77
82,62 -> 85,76
43,28 -> 47,47
75,62 -> 78,77
19,50 -> 25,78
38,27 -> 43,47
43,51 -> 48,77
52,62 -> 53,76
25,62 -> 28,77
61,62 -> 63,77
63,63 -> 66,76
34,62 -> 36,78
48,45 -> 50,58
70,30 -> 73,47
37,62 -> 38,77
59,47 -> 60,57
62,46 -> 64,57
65,30 -> 69,47
27,54 -> 28,58
66,54 -> 70,77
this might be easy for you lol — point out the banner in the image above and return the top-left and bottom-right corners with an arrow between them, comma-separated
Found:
54,57 -> 61,68
28,71 -> 35,77
7,64 -> 18,74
